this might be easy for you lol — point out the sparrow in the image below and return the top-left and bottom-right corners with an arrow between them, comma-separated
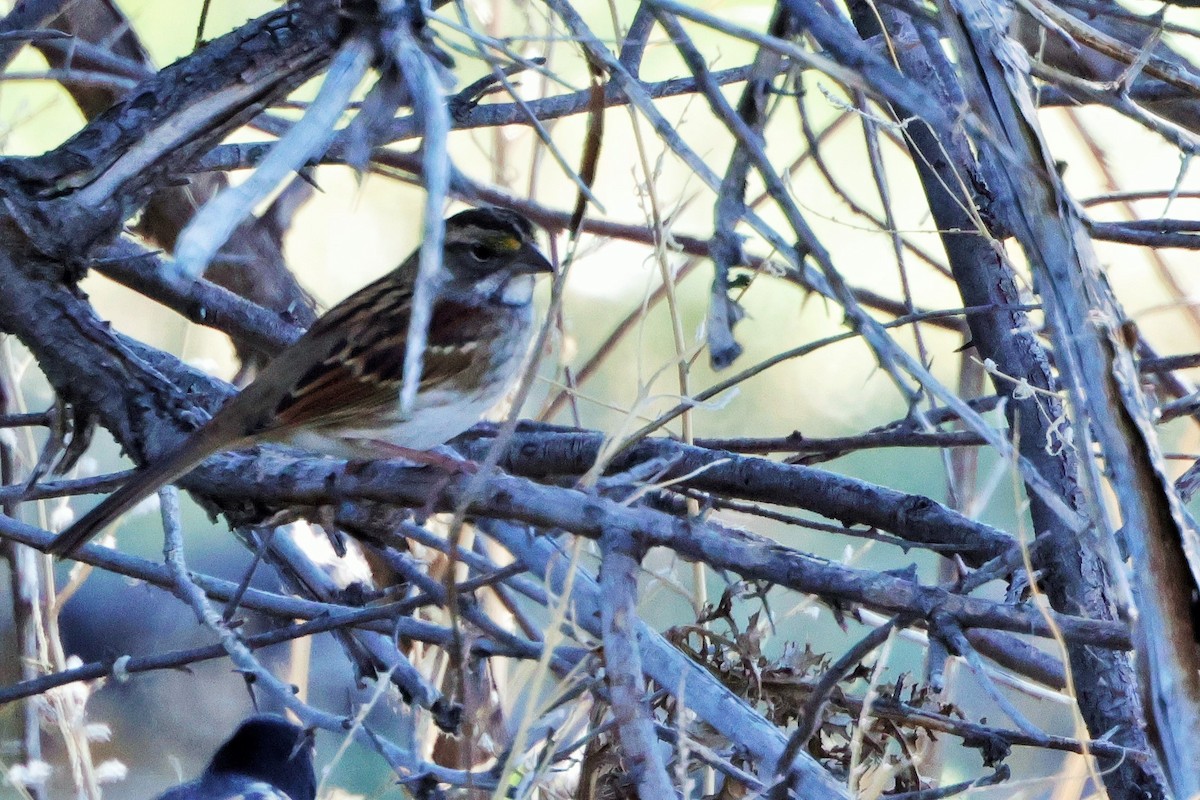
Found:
49,206 -> 552,557
153,715 -> 316,800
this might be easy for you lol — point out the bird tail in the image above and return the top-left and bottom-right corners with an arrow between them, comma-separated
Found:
47,425 -> 237,558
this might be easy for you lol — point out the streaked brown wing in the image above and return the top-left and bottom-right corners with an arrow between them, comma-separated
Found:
269,286 -> 495,432
270,360 -> 400,431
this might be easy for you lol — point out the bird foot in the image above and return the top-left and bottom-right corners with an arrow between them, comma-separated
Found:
364,442 -> 479,475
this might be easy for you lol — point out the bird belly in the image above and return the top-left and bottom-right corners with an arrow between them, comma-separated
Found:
355,388 -> 503,450
284,380 -> 515,460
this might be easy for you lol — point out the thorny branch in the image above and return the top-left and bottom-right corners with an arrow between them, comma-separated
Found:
1,0 -> 1200,797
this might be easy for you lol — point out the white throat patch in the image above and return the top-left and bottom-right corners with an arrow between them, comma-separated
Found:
500,274 -> 535,306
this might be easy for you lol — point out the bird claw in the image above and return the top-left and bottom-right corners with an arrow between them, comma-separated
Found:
410,450 -> 480,477
360,441 -> 477,474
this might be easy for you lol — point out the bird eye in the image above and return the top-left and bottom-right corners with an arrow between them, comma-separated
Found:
470,243 -> 493,261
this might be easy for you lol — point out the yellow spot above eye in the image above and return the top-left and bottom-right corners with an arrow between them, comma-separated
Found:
495,235 -> 520,252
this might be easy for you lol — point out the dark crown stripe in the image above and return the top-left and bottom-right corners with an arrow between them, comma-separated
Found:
444,224 -> 512,246
447,207 -> 534,240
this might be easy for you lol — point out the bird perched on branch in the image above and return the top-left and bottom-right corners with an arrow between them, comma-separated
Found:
50,206 -> 552,557
153,715 -> 315,800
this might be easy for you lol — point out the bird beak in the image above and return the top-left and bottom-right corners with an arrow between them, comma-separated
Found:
514,243 -> 554,275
